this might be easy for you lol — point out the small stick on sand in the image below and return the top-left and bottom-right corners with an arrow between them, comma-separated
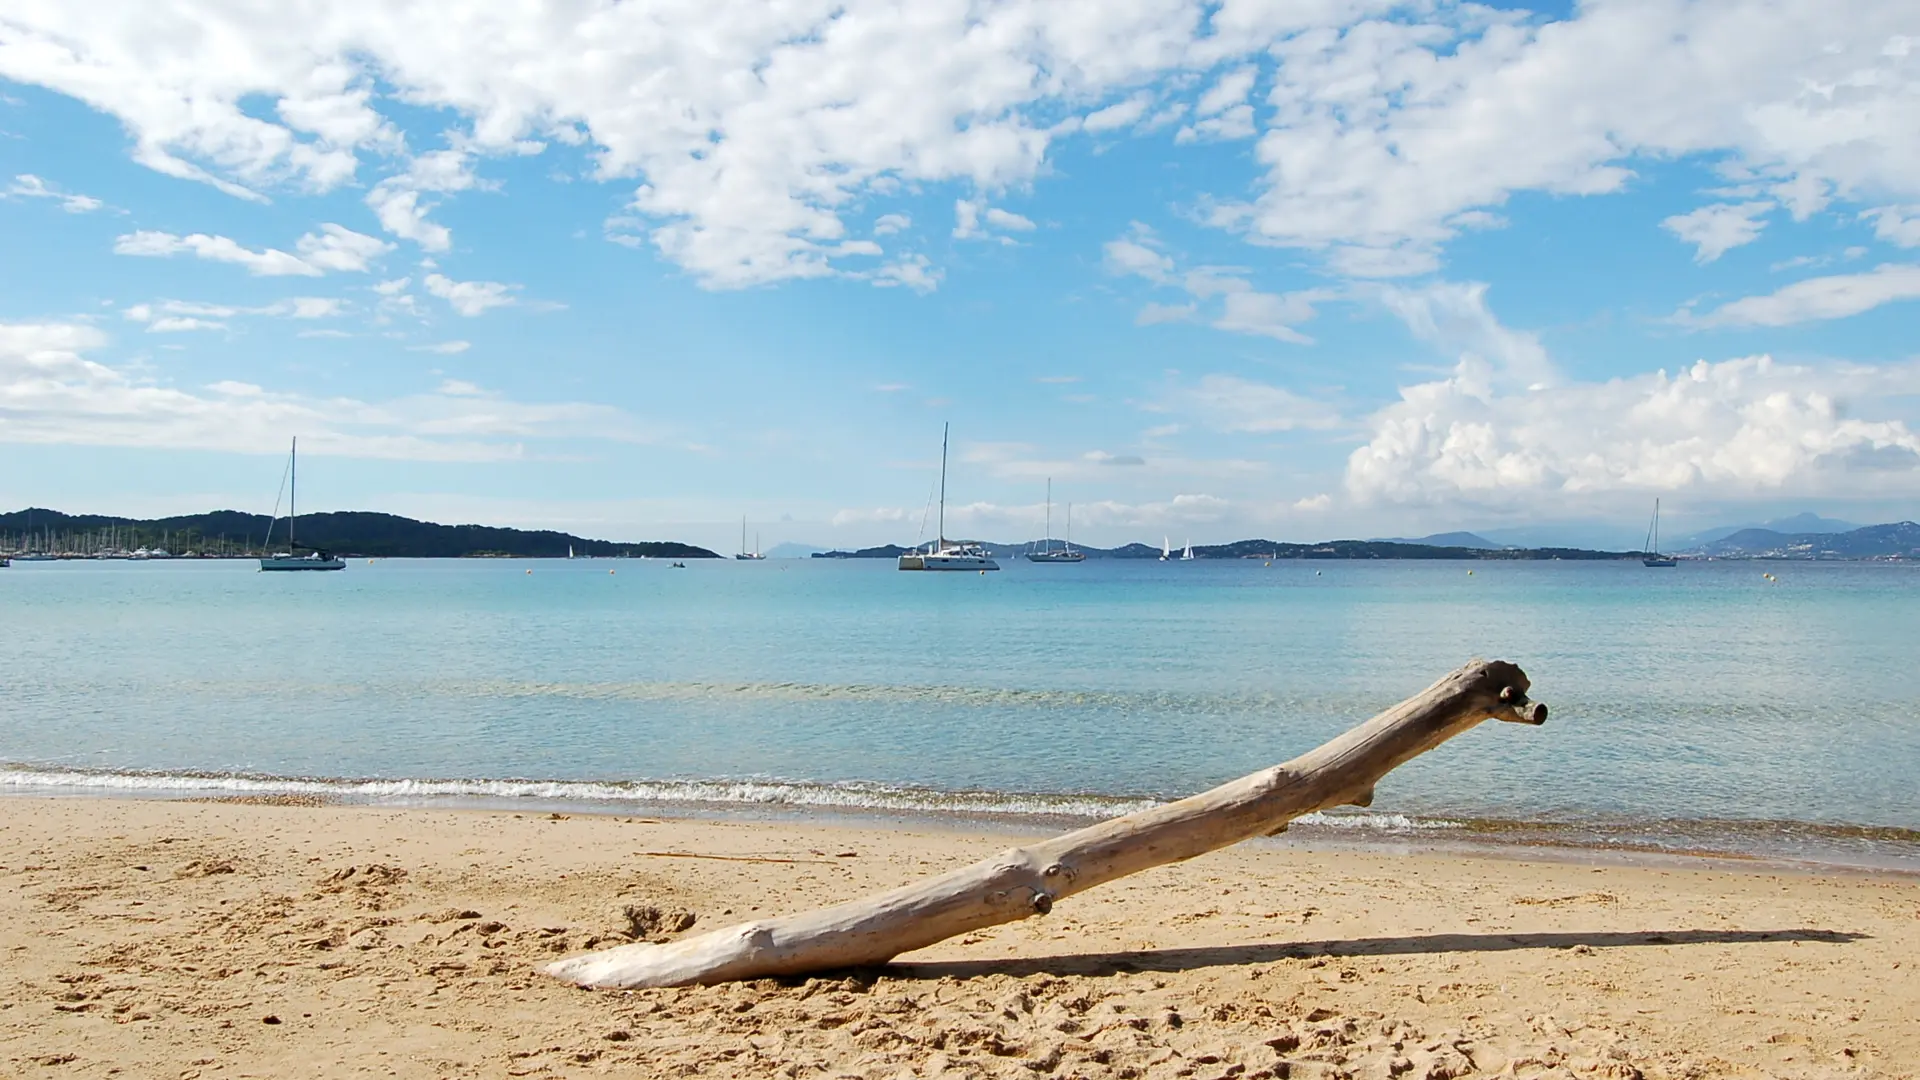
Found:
546,658 -> 1547,989
633,851 -> 842,866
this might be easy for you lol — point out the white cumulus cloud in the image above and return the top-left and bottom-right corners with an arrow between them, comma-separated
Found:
1346,354 -> 1920,508
423,273 -> 517,316
3,0 -> 1916,287
1663,202 -> 1774,263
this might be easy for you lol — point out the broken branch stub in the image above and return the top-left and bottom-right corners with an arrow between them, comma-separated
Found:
545,658 -> 1546,989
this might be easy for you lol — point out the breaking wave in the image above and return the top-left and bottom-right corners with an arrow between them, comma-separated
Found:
0,763 -> 1462,831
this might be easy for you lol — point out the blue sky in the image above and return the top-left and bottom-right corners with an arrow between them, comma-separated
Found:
2,0 -> 1917,552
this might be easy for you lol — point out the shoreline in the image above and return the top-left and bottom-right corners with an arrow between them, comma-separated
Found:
2,796 -> 1915,1078
7,769 -> 1919,878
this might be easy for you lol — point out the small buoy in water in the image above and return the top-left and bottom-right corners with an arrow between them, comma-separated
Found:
1315,570 -> 1322,576
1264,561 -> 1272,567
1467,570 -> 1475,575
525,569 -> 532,574
367,559 -> 374,564
979,570 -> 986,575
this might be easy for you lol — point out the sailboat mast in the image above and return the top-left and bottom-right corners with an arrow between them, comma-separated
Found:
289,437 -> 297,551
1045,478 -> 1052,554
937,422 -> 948,549
1066,502 -> 1073,552
1653,498 -> 1660,553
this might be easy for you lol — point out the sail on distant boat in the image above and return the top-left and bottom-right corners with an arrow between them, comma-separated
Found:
259,438 -> 346,572
1160,537 -> 1171,561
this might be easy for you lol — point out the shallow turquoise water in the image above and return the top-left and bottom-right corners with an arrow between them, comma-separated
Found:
3,557 -> 1916,865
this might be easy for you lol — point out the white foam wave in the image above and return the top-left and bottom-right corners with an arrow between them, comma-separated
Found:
0,766 -> 1462,830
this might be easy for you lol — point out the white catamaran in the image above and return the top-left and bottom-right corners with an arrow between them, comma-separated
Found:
899,423 -> 998,571
1026,478 -> 1084,563
259,437 -> 345,571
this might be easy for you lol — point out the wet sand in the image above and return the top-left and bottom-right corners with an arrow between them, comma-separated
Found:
1,797 -> 1914,1078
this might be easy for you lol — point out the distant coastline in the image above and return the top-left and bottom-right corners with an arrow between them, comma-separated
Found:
818,539 -> 1645,561
0,508 -> 719,561
8,507 -> 1917,562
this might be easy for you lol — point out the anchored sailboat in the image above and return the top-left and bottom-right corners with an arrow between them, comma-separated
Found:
1642,498 -> 1677,568
899,423 -> 998,571
735,516 -> 766,560
1026,479 -> 1084,563
259,437 -> 345,571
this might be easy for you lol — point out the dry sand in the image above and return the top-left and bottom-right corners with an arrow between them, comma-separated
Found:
0,798 -> 1914,1079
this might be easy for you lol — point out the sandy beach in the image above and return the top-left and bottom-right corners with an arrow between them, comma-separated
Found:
0,798 -> 1913,1079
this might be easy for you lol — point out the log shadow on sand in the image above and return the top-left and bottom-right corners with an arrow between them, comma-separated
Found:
886,928 -> 1866,980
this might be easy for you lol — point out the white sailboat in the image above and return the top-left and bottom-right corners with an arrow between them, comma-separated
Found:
899,423 -> 998,571
735,516 -> 766,560
1026,479 -> 1084,563
1159,536 -> 1171,561
259,437 -> 346,571
1642,498 -> 1677,567
1180,539 -> 1196,561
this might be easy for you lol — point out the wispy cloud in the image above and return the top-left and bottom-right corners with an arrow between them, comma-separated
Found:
5,173 -> 104,212
1681,264 -> 1920,328
121,297 -> 346,332
0,321 -> 657,461
113,224 -> 390,277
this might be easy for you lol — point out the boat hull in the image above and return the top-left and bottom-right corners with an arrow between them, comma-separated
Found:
1642,558 -> 1678,567
260,556 -> 346,571
898,553 -> 999,571
1025,551 -> 1085,563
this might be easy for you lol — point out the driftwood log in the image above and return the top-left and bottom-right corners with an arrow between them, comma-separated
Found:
545,658 -> 1546,989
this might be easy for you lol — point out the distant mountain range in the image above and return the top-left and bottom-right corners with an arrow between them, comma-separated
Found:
762,542 -> 828,559
1671,512 -> 1862,549
0,508 -> 719,560
1679,521 -> 1920,559
1371,531 -> 1506,549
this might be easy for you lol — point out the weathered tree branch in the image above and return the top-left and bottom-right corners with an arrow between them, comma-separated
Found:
545,658 -> 1546,989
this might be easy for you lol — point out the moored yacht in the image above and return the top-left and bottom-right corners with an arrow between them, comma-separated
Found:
259,437 -> 346,572
1642,498 -> 1677,568
735,516 -> 766,560
899,423 -> 998,572
1026,480 -> 1084,563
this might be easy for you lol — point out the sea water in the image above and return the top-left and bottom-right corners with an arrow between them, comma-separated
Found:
3,557 -> 1916,869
